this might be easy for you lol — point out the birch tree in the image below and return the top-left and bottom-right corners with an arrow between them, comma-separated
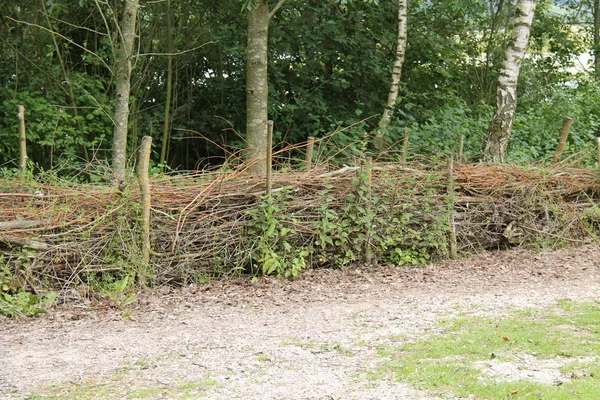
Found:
112,0 -> 140,186
246,0 -> 287,176
482,0 -> 536,163
159,0 -> 174,167
376,0 -> 407,148
594,0 -> 600,76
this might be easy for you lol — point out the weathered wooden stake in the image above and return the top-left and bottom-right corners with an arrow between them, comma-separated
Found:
553,117 -> 574,164
365,156 -> 374,264
305,136 -> 315,171
401,130 -> 410,164
366,156 -> 373,184
137,136 -> 152,286
596,137 -> 600,170
458,135 -> 465,162
17,105 -> 28,180
266,120 -> 274,195
447,157 -> 458,260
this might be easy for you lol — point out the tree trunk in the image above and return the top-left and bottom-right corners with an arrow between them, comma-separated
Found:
160,0 -> 173,168
594,0 -> 600,77
377,0 -> 408,135
246,0 -> 270,176
112,0 -> 139,186
483,0 -> 536,163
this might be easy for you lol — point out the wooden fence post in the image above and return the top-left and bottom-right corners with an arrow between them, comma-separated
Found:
17,105 -> 28,180
401,131 -> 410,164
553,117 -> 574,164
596,137 -> 600,170
365,156 -> 374,264
266,120 -> 273,195
137,136 -> 152,286
305,136 -> 315,171
458,135 -> 465,162
447,157 -> 458,260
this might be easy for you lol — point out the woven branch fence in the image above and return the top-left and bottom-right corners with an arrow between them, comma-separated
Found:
1,161 -> 599,291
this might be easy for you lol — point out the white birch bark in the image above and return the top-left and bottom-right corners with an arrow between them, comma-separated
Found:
378,0 -> 407,133
594,0 -> 600,76
112,0 -> 139,186
483,0 -> 536,162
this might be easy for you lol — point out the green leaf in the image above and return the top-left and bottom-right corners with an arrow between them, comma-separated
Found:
266,223 -> 277,237
263,258 -> 279,275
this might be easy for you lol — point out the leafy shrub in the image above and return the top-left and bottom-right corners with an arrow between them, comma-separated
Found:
246,189 -> 308,278
512,77 -> 600,166
0,263 -> 56,318
245,166 -> 451,277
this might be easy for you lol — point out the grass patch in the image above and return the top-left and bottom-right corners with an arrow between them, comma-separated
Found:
27,368 -> 217,400
369,301 -> 600,399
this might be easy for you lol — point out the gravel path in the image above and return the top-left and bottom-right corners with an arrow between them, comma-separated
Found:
2,245 -> 599,399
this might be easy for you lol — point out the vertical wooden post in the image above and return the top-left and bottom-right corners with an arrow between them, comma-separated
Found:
458,135 -> 465,162
17,105 -> 28,180
553,117 -> 574,164
365,156 -> 374,264
596,137 -> 600,169
401,130 -> 410,164
447,157 -> 458,260
137,136 -> 152,286
266,120 -> 273,195
305,136 -> 315,171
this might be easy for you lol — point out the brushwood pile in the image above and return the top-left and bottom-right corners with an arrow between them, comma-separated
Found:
1,161 -> 599,290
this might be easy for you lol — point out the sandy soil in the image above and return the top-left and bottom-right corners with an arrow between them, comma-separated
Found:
1,244 -> 599,399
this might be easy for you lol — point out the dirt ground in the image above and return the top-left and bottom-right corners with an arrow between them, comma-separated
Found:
1,244 -> 600,400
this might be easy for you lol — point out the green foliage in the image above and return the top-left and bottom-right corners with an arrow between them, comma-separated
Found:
246,189 -> 308,278
0,262 -> 56,318
244,166 -> 450,278
511,77 -> 600,165
0,289 -> 57,318
0,79 -> 113,171
388,246 -> 430,266
269,0 -> 396,148
313,169 -> 395,267
2,0 -> 598,169
96,273 -> 137,309
386,93 -> 492,160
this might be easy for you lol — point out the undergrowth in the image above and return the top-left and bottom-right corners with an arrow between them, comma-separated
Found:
1,260 -> 56,317
244,167 -> 450,278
